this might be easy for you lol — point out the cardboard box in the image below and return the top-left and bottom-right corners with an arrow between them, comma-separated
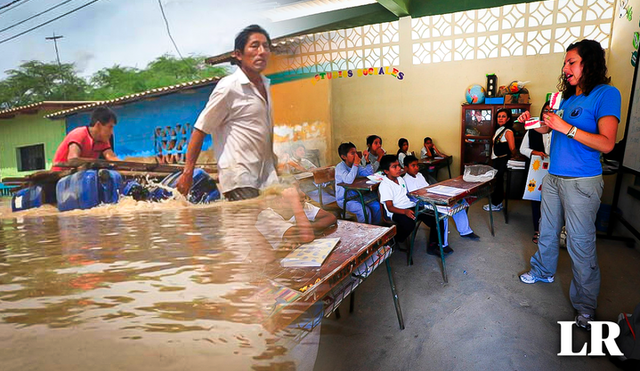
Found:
504,94 -> 529,104
485,97 -> 504,104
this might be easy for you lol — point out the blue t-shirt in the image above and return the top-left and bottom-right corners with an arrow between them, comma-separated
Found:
549,84 -> 621,177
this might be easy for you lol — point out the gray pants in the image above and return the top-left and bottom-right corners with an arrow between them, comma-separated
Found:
529,174 -> 603,316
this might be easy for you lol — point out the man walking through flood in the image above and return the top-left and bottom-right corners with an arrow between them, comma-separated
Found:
177,25 -> 278,201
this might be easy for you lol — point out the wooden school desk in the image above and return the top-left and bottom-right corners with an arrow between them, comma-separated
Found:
258,220 -> 403,339
410,176 -> 494,283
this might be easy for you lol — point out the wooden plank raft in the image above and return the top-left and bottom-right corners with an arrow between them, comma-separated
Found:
1,158 -> 218,189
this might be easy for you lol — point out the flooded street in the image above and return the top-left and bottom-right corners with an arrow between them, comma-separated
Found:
0,197 -> 314,370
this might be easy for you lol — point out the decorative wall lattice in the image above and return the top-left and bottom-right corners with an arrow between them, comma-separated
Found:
154,123 -> 192,164
274,21 -> 400,74
272,0 -> 614,71
411,0 -> 615,64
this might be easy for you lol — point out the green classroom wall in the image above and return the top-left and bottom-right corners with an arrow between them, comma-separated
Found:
0,110 -> 66,179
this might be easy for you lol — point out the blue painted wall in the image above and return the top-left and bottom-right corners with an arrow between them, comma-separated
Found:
65,84 -> 215,159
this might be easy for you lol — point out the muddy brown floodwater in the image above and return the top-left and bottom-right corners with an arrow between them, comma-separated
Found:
0,197 -> 315,370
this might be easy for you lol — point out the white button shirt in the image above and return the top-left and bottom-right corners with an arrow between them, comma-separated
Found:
194,68 -> 278,193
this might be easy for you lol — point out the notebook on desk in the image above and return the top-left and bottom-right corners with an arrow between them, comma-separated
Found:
281,238 -> 341,267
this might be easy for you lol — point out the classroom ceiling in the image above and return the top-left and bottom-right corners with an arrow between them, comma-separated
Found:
206,0 -> 541,64
276,0 -> 540,36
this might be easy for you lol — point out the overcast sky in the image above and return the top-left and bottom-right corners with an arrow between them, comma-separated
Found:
0,0 -> 291,78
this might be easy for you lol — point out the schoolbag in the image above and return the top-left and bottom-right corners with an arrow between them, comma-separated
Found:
611,302 -> 640,370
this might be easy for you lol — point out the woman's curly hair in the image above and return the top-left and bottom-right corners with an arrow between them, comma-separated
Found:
557,39 -> 611,98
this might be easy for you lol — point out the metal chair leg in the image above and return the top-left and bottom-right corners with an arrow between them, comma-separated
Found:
349,291 -> 355,313
488,194 -> 495,236
385,259 -> 405,330
432,206 -> 448,283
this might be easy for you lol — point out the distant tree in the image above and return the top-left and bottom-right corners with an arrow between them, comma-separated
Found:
91,55 -> 228,100
0,54 -> 228,109
0,61 -> 90,110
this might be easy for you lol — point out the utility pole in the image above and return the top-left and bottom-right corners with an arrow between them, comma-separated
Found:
45,32 -> 65,99
45,32 -> 63,67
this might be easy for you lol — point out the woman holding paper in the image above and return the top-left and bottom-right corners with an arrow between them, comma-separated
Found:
483,108 -> 517,212
517,39 -> 621,331
520,101 -> 552,244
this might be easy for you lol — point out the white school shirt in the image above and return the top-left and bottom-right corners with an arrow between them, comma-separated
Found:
256,202 -> 320,249
194,68 -> 278,193
519,131 -> 552,158
379,176 -> 415,219
402,172 -> 429,192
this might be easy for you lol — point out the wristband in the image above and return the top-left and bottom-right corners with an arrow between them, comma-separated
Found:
566,126 -> 577,139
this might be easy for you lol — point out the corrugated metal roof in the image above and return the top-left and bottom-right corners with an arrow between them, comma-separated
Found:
0,101 -> 95,119
45,76 -> 221,120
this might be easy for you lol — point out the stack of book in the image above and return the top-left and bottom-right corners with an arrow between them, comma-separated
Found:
507,159 -> 526,169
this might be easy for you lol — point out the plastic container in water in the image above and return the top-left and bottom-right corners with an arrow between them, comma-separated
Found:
153,169 -> 220,203
56,169 -> 124,212
12,186 -> 44,212
11,183 -> 57,212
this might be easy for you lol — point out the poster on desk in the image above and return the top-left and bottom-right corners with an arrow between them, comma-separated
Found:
522,155 -> 550,201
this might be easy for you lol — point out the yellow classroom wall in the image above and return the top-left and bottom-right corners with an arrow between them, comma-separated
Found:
269,75 -> 332,167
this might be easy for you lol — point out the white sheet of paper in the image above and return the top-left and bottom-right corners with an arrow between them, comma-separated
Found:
427,185 -> 466,197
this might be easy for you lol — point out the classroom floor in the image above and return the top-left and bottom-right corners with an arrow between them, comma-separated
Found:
313,199 -> 640,371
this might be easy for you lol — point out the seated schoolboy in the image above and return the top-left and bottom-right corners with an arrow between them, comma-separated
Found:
403,155 -> 480,244
361,135 -> 386,172
335,142 -> 382,224
256,184 -> 337,249
378,154 -> 450,256
420,137 -> 446,159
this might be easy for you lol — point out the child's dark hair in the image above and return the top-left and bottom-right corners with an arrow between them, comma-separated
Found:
539,100 -> 551,117
366,135 -> 382,147
404,154 -> 418,166
338,142 -> 356,158
397,138 -> 408,156
379,154 -> 397,172
424,137 -> 432,144
89,106 -> 117,127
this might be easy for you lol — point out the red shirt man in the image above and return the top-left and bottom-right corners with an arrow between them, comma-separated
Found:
51,107 -> 120,171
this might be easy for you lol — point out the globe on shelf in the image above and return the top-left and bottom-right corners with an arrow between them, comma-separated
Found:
465,84 -> 486,104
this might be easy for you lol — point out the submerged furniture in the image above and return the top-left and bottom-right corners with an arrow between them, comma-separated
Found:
262,221 -> 404,334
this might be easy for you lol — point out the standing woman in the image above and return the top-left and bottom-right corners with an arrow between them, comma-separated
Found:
483,108 -> 517,211
518,40 -> 620,330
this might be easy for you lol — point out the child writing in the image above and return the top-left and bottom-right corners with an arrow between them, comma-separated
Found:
335,142 -> 382,224
378,154 -> 449,256
403,155 -> 480,249
256,184 -> 337,249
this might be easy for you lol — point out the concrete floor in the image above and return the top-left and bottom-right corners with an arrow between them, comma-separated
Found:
313,200 -> 640,371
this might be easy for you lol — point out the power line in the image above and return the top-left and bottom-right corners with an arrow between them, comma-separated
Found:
0,0 -> 74,34
0,0 -> 102,45
0,0 -> 24,11
0,0 -> 35,16
157,0 -> 185,60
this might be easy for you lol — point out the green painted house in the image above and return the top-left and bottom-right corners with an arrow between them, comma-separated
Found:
0,101 -> 93,179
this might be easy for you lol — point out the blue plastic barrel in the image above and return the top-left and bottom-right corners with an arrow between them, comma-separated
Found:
56,170 -> 124,212
12,186 -> 45,211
